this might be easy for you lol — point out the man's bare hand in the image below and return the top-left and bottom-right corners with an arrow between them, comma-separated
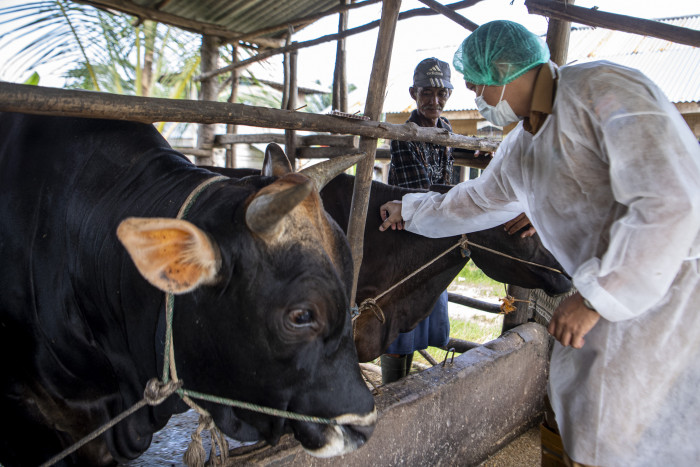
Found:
504,213 -> 536,238
548,293 -> 600,349
379,200 -> 404,231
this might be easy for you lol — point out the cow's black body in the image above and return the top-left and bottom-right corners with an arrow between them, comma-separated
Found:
0,113 -> 375,466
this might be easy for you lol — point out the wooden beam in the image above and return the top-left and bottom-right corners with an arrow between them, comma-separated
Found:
214,133 -> 289,145
526,0 -> 700,48
196,35 -> 218,166
333,0 -> 350,112
301,134 -> 358,146
196,0 -> 487,82
416,0 -> 478,31
347,0 -> 402,306
0,82 -> 500,152
230,0 -> 383,45
545,0 -> 574,66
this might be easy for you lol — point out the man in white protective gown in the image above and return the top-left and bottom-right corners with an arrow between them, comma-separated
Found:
378,20 -> 700,467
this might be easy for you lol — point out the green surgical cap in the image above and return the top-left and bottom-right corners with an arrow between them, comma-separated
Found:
453,20 -> 550,86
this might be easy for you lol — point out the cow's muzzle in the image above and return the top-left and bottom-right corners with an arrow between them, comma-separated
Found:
303,408 -> 377,458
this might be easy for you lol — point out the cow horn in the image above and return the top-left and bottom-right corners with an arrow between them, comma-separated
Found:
299,152 -> 366,191
246,179 -> 313,235
262,143 -> 293,177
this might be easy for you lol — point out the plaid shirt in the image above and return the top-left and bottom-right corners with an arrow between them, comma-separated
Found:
388,110 -> 454,189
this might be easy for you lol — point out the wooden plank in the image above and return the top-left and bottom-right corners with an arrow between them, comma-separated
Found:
347,0 -> 402,306
526,0 -> 700,48
300,134 -> 358,146
215,133 -> 288,145
0,83 -> 500,152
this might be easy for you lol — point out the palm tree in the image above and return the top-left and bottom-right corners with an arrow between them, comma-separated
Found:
0,1 -> 203,97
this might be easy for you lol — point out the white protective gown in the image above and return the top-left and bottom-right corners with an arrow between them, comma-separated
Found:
402,61 -> 700,466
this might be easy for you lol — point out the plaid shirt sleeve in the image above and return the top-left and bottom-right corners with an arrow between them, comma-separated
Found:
388,139 -> 431,189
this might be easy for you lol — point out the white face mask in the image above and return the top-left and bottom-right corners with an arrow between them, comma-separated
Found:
474,85 -> 521,127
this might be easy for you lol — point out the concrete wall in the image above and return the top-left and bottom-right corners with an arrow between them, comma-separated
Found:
226,322 -> 550,466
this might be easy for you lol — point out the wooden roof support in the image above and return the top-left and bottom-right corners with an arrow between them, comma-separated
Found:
230,0 -> 383,45
0,82 -> 499,151
526,0 -> 700,48
196,0 -> 485,82
333,0 -> 350,113
545,0 -> 574,66
416,0 -> 479,31
347,0 -> 402,305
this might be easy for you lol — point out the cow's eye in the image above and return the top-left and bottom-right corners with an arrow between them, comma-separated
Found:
288,308 -> 315,327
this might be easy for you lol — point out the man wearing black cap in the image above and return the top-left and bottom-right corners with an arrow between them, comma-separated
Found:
381,57 -> 454,383
388,57 -> 455,188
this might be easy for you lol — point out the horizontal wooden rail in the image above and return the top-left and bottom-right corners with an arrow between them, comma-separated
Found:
0,83 -> 500,151
448,292 -> 502,314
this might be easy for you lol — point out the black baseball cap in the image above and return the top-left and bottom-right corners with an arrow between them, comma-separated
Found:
413,57 -> 453,90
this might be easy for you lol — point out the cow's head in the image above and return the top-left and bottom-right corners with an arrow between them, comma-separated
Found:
117,144 -> 375,457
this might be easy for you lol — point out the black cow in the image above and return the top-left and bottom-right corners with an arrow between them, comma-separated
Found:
208,160 -> 572,363
0,113 -> 376,466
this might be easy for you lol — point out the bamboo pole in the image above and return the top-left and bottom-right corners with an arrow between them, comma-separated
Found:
0,82 -> 500,152
347,0 -> 402,305
526,0 -> 700,48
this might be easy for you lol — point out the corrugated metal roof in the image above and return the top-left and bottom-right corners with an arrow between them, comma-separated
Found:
83,0 -> 343,43
385,15 -> 700,113
567,15 -> 700,103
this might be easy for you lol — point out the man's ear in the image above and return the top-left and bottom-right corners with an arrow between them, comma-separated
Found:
409,86 -> 417,100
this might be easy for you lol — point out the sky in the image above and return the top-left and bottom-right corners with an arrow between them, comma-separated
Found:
0,0 -> 698,108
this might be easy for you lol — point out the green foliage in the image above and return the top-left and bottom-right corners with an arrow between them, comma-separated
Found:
451,261 -> 503,297
23,71 -> 40,85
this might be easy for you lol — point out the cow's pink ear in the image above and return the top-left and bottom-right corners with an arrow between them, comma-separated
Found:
117,217 -> 220,294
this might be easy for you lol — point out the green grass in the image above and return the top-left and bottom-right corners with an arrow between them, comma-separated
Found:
450,261 -> 504,298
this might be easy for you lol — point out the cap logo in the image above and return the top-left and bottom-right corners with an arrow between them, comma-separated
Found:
426,64 -> 444,76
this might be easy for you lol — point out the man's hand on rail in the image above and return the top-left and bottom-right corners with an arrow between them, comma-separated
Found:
379,200 -> 404,231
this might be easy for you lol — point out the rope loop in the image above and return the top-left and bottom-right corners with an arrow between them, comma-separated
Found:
357,298 -> 386,324
144,378 -> 183,406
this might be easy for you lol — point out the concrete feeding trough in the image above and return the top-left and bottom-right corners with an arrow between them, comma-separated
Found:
226,322 -> 549,466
